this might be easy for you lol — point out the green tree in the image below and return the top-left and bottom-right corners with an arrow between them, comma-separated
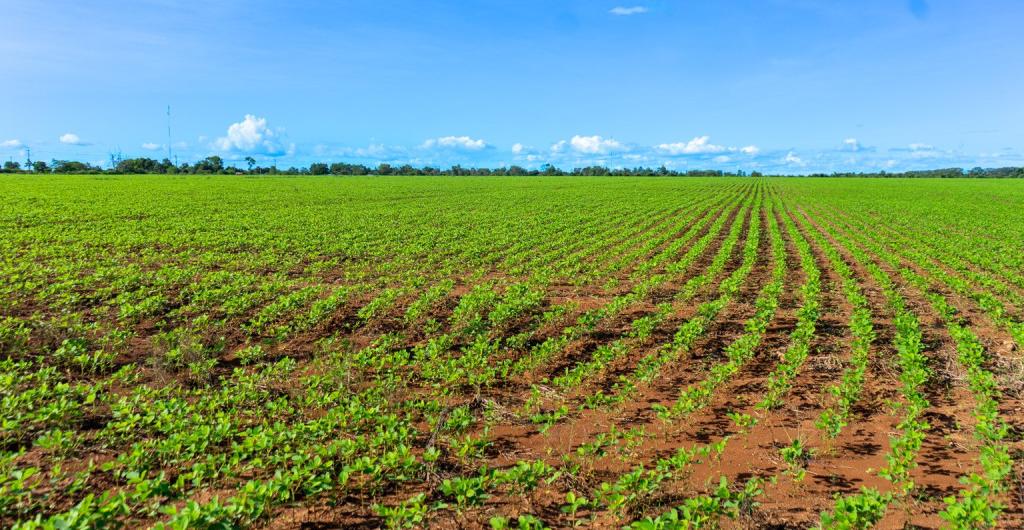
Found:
114,158 -> 161,174
194,156 -> 224,173
309,163 -> 328,175
52,160 -> 99,173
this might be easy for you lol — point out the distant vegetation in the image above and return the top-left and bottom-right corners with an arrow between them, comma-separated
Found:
1,155 -> 1023,177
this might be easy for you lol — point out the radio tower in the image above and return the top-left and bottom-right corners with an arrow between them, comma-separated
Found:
166,105 -> 173,162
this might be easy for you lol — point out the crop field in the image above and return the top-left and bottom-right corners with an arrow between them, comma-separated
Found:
2,175 -> 1024,529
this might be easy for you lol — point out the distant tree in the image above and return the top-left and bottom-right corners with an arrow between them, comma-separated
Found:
52,160 -> 99,173
327,162 -> 371,175
194,156 -> 224,173
4,153 -> 1024,178
309,163 -> 328,175
114,158 -> 161,174
160,158 -> 176,173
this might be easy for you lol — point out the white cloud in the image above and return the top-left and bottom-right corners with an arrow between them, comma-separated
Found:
141,142 -> 162,151
323,143 -> 410,161
1,139 -> 22,149
422,135 -> 487,150
354,143 -> 399,158
213,115 -> 291,156
551,140 -> 567,153
610,6 -> 649,15
713,155 -> 731,163
656,136 -> 726,155
740,145 -> 760,155
512,143 -> 524,155
569,135 -> 625,154
59,133 -> 86,145
843,138 -> 861,151
784,151 -> 805,165
901,143 -> 941,159
909,149 -> 941,159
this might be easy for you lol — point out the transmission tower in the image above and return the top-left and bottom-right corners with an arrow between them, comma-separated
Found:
109,148 -> 123,170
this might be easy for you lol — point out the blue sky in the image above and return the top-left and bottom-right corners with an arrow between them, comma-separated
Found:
1,0 -> 1022,173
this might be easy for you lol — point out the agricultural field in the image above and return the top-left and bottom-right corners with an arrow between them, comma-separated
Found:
2,175 -> 1023,529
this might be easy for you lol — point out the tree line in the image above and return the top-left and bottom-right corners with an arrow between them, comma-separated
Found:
2,155 -> 1023,178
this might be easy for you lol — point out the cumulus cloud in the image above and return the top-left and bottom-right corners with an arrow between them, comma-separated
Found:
422,136 -> 488,150
511,143 -> 525,155
213,115 -> 292,156
141,142 -> 162,151
569,135 -> 625,154
842,138 -> 862,151
740,145 -> 760,155
610,6 -> 649,15
1,139 -> 22,149
784,151 -> 805,165
59,133 -> 87,145
656,136 -> 726,155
